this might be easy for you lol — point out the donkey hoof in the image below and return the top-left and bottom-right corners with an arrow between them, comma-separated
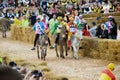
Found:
75,57 -> 79,60
66,53 -> 68,56
60,55 -> 65,59
56,54 -> 59,57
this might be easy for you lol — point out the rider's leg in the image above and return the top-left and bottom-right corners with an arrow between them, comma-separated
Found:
53,33 -> 60,47
31,34 -> 39,50
67,32 -> 72,49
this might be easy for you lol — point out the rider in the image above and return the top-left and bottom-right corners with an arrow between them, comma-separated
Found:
31,16 -> 45,50
67,17 -> 77,49
51,16 -> 67,48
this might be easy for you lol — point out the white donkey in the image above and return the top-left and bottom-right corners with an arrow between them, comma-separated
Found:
70,29 -> 83,60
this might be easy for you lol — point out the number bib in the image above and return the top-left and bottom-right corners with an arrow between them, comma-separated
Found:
70,25 -> 76,33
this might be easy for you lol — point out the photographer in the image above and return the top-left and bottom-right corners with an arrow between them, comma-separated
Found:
24,70 -> 43,80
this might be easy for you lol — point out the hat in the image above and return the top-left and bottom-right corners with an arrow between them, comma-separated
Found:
57,16 -> 63,20
107,63 -> 115,71
36,15 -> 41,20
79,15 -> 83,17
108,15 -> 113,18
69,17 -> 74,21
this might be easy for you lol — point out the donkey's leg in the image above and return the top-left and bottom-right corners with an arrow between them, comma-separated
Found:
60,45 -> 64,59
2,30 -> 5,38
37,45 -> 40,59
44,48 -> 47,61
74,45 -> 79,60
70,46 -> 74,59
41,50 -> 44,60
72,45 -> 77,59
65,43 -> 68,56
55,45 -> 59,57
4,30 -> 6,38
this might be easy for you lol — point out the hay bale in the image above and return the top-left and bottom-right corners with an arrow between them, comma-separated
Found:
96,39 -> 108,52
89,49 -> 100,59
100,50 -> 109,60
78,49 -> 85,57
108,40 -> 120,50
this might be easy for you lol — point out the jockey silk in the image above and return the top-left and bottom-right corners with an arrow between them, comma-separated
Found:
70,25 -> 76,33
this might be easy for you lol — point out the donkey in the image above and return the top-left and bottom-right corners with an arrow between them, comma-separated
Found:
37,33 -> 49,60
0,18 -> 12,38
70,29 -> 83,60
55,26 -> 68,59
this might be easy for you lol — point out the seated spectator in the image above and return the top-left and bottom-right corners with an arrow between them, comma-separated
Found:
102,1 -> 110,13
0,65 -> 22,80
13,17 -> 21,26
116,2 -> 120,12
96,24 -> 108,39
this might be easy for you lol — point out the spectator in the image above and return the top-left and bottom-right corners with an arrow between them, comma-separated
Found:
13,17 -> 21,26
0,56 -> 2,64
24,69 -> 44,80
102,1 -> 110,13
96,24 -> 108,39
21,15 -> 29,27
116,2 -> 120,12
109,18 -> 117,39
0,65 -> 22,80
29,12 -> 36,26
99,63 -> 116,80
82,24 -> 91,37
89,22 -> 97,38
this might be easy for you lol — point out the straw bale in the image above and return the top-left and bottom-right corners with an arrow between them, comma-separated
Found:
107,40 -> 120,50
83,12 -> 120,18
22,27 -> 31,35
100,50 -> 109,60
96,39 -> 108,52
89,49 -> 100,59
78,49 -> 85,57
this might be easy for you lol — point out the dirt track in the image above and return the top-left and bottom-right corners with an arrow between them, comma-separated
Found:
0,31 -> 120,80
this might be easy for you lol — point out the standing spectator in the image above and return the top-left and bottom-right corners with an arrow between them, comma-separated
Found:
29,12 -> 36,26
109,18 -> 117,39
99,63 -> 116,80
89,22 -> 97,38
82,24 -> 91,37
21,15 -> 29,27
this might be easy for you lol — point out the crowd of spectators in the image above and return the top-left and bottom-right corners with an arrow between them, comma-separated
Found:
0,0 -> 119,40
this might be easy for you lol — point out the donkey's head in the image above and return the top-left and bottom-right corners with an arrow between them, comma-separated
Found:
75,29 -> 83,40
42,33 -> 49,45
60,26 -> 68,39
